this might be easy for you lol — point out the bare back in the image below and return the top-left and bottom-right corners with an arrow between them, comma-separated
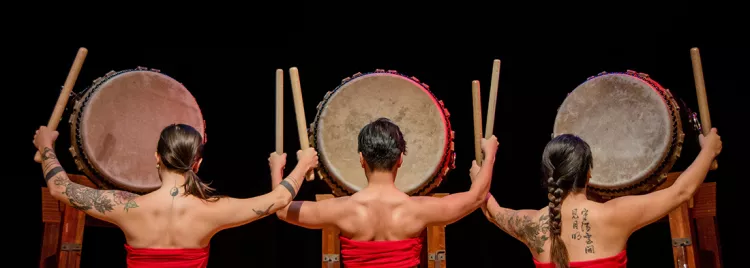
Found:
117,188 -> 220,248
336,188 -> 428,241
488,180 -> 705,264
524,198 -> 629,263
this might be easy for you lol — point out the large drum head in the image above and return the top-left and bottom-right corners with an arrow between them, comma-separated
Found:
71,69 -> 205,193
553,71 -> 682,197
312,71 -> 453,196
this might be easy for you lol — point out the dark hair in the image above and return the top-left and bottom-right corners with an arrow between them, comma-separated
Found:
157,124 -> 219,202
357,118 -> 407,172
542,134 -> 593,268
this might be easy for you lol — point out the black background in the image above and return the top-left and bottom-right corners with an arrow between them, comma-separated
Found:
16,2 -> 745,267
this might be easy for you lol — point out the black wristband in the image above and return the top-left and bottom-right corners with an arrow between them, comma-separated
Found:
279,180 -> 296,198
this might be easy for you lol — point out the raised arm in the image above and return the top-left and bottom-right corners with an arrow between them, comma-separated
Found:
208,149 -> 318,230
34,127 -> 141,225
606,128 -> 722,233
482,194 -> 548,254
412,136 -> 499,226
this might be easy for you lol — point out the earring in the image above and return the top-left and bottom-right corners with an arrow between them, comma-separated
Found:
156,164 -> 160,170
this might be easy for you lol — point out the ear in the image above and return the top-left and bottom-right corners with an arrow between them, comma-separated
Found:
193,158 -> 203,173
397,153 -> 404,168
359,152 -> 365,168
155,152 -> 161,165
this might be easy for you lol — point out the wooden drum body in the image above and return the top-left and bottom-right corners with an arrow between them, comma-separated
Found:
553,70 -> 686,199
69,67 -> 206,193
310,70 -> 455,197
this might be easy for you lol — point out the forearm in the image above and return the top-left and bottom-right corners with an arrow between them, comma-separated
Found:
672,150 -> 715,201
482,194 -> 500,225
469,155 -> 495,199
39,146 -> 73,197
273,166 -> 307,215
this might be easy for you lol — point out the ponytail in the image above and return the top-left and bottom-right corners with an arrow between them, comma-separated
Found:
183,169 -> 220,202
548,177 -> 569,268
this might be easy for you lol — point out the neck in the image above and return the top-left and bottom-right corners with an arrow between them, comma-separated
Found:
564,190 -> 588,202
159,170 -> 187,190
365,171 -> 397,189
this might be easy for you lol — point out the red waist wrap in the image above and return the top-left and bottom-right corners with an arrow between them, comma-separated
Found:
124,244 -> 210,268
339,236 -> 423,268
534,250 -> 627,268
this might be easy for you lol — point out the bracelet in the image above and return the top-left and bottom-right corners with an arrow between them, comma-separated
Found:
279,180 -> 296,198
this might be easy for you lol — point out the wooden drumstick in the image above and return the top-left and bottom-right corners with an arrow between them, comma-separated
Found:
472,80 -> 484,165
690,47 -> 718,170
289,67 -> 315,181
484,59 -> 501,138
276,69 -> 284,154
34,47 -> 88,163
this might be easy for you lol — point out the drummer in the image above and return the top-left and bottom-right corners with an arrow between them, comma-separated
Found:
477,129 -> 721,268
34,124 -> 319,267
274,117 -> 499,268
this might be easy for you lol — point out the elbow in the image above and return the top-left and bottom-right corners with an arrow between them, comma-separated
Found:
275,210 -> 287,220
48,186 -> 65,200
276,191 -> 293,210
675,187 -> 692,204
672,180 -> 698,204
470,191 -> 486,209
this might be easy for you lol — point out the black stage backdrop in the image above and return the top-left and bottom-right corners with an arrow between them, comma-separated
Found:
18,4 -> 744,267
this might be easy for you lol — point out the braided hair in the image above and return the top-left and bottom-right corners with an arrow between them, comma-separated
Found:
541,134 -> 593,268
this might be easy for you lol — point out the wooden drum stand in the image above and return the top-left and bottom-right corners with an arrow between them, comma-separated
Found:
658,173 -> 721,268
39,174 -> 116,268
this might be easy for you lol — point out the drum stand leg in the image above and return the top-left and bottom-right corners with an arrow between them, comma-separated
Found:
423,193 -> 447,268
40,220 -> 60,268
57,204 -> 86,267
665,172 -> 722,268
317,194 -> 341,268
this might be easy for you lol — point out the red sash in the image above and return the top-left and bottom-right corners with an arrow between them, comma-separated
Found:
340,236 -> 423,268
124,244 -> 210,268
534,250 -> 627,268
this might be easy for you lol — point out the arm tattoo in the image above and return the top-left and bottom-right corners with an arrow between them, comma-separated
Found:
41,147 -> 57,161
111,190 -> 140,212
253,204 -> 274,216
55,178 -> 140,214
40,146 -> 141,214
64,183 -> 116,213
44,166 -> 64,182
581,208 -> 595,254
279,180 -> 296,199
494,211 -> 550,254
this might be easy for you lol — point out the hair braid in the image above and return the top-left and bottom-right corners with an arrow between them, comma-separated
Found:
547,177 -> 564,235
547,175 -> 570,268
